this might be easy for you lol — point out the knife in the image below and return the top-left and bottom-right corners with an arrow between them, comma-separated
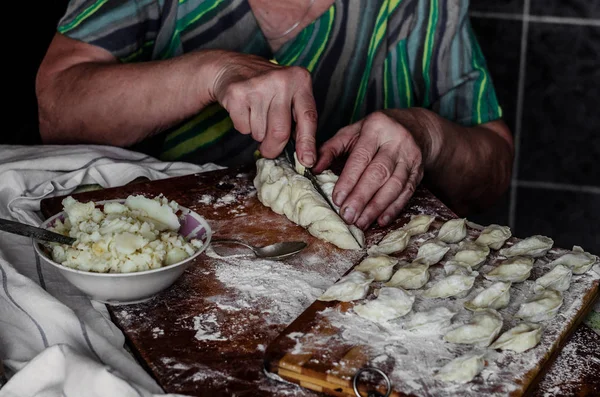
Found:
284,140 -> 363,247
0,218 -> 76,245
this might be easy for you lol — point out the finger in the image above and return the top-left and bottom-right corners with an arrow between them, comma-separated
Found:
249,96 -> 268,145
292,90 -> 318,167
335,133 -> 379,222
227,102 -> 251,135
260,94 -> 292,158
376,164 -> 423,227
288,67 -> 318,167
312,121 -> 362,173
354,157 -> 409,230
340,146 -> 397,229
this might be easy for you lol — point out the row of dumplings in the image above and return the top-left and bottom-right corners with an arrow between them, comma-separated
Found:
318,214 -> 599,384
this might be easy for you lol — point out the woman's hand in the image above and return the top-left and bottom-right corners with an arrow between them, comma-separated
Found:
209,52 -> 318,167
313,109 -> 440,229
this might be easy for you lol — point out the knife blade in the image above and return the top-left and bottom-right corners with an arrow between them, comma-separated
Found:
0,218 -> 76,245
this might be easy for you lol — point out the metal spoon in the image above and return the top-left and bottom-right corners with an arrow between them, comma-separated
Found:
210,239 -> 307,260
0,218 -> 75,245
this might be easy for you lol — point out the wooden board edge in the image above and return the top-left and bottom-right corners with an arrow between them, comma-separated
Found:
520,278 -> 600,397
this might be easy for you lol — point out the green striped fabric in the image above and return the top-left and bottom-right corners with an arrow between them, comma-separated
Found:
57,0 -> 503,166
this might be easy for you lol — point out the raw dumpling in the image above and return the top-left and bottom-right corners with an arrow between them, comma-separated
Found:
405,307 -> 456,334
547,246 -> 598,275
313,170 -> 366,247
475,224 -> 511,250
484,256 -> 534,283
434,353 -> 485,384
254,158 -> 364,250
534,264 -> 572,293
490,323 -> 542,353
452,241 -> 490,269
403,214 -> 435,236
499,235 -> 553,258
464,281 -> 511,311
367,229 -> 410,255
353,287 -> 415,323
422,268 -> 477,299
386,263 -> 430,290
414,240 -> 450,266
515,289 -> 563,322
355,255 -> 398,282
437,218 -> 467,244
443,309 -> 503,347
318,272 -> 374,302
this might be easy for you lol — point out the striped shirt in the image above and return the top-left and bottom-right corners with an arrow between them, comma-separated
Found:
58,0 -> 502,167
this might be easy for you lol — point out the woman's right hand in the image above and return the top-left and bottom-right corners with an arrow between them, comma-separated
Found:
208,51 -> 318,167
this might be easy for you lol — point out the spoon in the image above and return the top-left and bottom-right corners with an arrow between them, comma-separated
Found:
210,239 -> 307,260
0,218 -> 76,245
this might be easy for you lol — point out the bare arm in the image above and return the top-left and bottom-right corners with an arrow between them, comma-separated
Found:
314,108 -> 514,228
36,34 -> 220,146
36,34 -> 318,165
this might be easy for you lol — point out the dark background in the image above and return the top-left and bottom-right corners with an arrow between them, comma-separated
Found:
5,0 -> 600,253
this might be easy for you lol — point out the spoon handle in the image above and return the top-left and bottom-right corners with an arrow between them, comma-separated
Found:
211,239 -> 256,252
0,218 -> 76,245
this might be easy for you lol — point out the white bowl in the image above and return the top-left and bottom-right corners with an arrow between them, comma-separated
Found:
33,199 -> 212,305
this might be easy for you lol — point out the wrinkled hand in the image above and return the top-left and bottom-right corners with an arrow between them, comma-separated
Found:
313,111 -> 430,230
210,52 -> 317,166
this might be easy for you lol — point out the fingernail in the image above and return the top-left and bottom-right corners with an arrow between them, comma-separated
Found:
380,215 -> 391,226
356,216 -> 369,230
334,191 -> 347,206
342,206 -> 356,224
304,152 -> 315,167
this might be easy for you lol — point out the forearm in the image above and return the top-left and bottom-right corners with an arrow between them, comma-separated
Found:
37,49 -> 225,146
386,108 -> 514,215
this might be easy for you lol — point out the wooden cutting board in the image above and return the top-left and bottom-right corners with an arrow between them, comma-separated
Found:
39,166 -> 600,397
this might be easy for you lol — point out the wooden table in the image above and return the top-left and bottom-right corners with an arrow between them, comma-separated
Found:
40,167 -> 600,397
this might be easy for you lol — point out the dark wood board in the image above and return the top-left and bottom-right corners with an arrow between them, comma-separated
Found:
39,166 -> 600,397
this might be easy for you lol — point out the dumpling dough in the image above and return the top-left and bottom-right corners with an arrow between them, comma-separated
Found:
547,246 -> 598,275
484,256 -> 534,283
368,229 -> 410,255
414,240 -> 450,266
386,263 -> 430,290
451,241 -> 490,269
515,289 -> 563,322
403,214 -> 435,236
490,323 -> 542,353
475,224 -> 511,250
437,218 -> 467,244
318,272 -> 374,302
314,170 -> 366,247
464,281 -> 511,311
444,309 -> 503,347
422,268 -> 477,299
534,264 -> 572,293
499,235 -> 553,258
353,287 -> 415,323
405,307 -> 456,334
434,353 -> 485,384
355,255 -> 398,282
254,158 -> 364,250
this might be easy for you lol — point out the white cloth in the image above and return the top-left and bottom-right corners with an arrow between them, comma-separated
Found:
0,145 -> 224,397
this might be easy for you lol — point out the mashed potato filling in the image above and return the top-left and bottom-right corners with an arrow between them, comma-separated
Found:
48,195 -> 204,273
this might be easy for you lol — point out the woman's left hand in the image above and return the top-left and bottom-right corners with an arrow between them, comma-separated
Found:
312,109 -> 438,230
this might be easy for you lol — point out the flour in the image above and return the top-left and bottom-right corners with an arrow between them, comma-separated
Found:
152,327 -> 164,338
197,194 -> 213,205
193,313 -> 227,341
213,256 -> 332,325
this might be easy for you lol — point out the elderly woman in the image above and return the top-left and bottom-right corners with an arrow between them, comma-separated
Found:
36,0 -> 513,230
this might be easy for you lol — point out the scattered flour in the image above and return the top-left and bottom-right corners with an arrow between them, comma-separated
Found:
193,313 -> 227,341
197,194 -> 213,205
152,327 -> 164,338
